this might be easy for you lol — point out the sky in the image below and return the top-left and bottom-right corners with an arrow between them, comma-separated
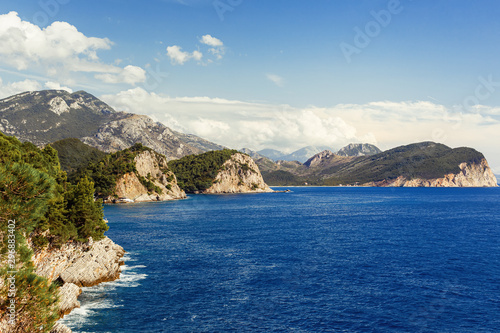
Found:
0,0 -> 500,172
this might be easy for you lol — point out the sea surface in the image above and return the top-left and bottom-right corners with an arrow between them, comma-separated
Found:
60,187 -> 500,332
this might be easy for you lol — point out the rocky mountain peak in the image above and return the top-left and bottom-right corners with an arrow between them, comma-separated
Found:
336,143 -> 382,157
303,150 -> 335,168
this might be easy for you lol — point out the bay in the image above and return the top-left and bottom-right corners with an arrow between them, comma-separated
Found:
60,187 -> 500,332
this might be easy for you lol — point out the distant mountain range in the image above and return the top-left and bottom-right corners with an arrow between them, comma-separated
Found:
0,90 -> 225,160
241,144 -> 381,163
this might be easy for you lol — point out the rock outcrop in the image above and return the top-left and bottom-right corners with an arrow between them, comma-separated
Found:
31,236 -> 125,332
204,153 -> 273,194
364,159 -> 498,187
112,150 -> 186,202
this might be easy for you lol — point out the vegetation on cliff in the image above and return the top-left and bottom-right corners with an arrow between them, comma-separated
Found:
168,149 -> 239,192
0,131 -> 108,332
70,142 -> 174,198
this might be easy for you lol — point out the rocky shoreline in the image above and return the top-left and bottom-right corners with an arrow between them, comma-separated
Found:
32,236 -> 125,333
363,159 -> 498,187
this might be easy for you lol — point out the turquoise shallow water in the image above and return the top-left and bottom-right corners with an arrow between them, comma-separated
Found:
61,187 -> 500,332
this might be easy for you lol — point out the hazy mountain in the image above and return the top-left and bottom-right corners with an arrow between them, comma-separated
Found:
280,146 -> 332,163
336,143 -> 382,157
0,90 -> 224,160
257,148 -> 285,161
239,148 -> 266,160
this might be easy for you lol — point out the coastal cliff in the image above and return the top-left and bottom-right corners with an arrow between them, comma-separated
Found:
0,236 -> 125,333
33,236 -> 124,333
168,149 -> 273,194
365,158 -> 498,187
204,153 -> 273,194
112,150 -> 186,202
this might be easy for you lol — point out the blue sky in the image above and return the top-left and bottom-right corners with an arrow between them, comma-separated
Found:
1,0 -> 500,171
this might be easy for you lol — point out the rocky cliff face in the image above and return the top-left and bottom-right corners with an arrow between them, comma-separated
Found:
364,159 -> 498,187
204,153 -> 273,194
113,150 -> 186,202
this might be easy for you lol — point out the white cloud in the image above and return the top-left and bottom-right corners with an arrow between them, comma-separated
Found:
166,45 -> 203,65
94,65 -> 147,85
166,34 -> 225,65
0,12 -> 145,85
101,89 -> 500,172
200,35 -> 223,47
44,81 -> 73,93
266,74 -> 284,87
200,35 -> 225,60
0,77 -> 42,98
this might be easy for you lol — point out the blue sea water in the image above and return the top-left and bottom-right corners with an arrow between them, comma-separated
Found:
60,187 -> 500,332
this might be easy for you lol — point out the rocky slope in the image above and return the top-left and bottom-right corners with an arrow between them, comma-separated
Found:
204,153 -> 273,194
0,90 -> 224,160
113,150 -> 186,202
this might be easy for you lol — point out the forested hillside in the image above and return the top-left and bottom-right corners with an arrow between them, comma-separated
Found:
0,131 -> 107,332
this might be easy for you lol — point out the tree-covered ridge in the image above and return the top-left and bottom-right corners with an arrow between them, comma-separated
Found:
73,142 -> 171,198
50,138 -> 106,175
0,131 -> 108,332
168,149 -> 239,192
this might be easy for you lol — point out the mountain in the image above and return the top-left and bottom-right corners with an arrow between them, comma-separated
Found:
0,90 -> 225,160
279,146 -> 333,163
257,146 -> 332,163
259,142 -> 498,187
336,143 -> 382,157
257,148 -> 285,161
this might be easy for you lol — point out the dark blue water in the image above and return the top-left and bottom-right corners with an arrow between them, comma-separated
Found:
61,187 -> 500,332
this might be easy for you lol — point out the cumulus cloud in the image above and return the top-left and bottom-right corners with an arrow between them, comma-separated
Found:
0,12 -> 146,85
166,45 -> 203,65
200,35 -> 223,47
166,34 -> 225,65
44,81 -> 73,93
0,77 -> 42,98
266,74 -> 284,87
200,34 -> 225,60
100,89 -> 500,172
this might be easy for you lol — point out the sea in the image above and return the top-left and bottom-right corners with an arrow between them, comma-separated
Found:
59,187 -> 500,332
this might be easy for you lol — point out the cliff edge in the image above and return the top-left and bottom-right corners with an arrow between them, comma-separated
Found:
112,149 -> 186,202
